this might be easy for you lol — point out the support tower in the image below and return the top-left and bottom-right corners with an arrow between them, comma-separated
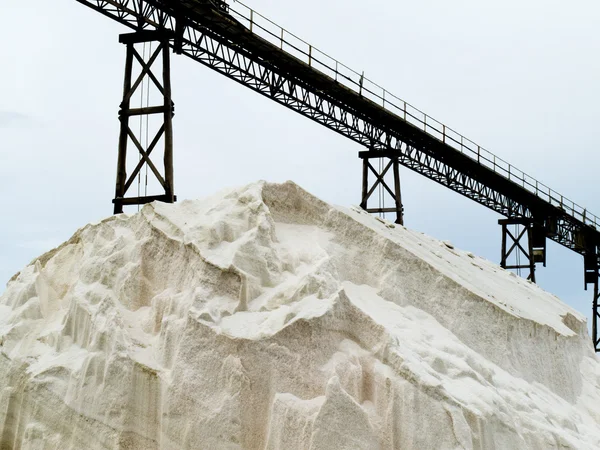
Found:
113,30 -> 176,214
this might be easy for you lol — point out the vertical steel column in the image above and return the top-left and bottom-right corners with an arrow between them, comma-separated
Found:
163,41 -> 175,203
583,244 -> 600,350
392,159 -> 404,226
114,43 -> 135,214
361,157 -> 369,210
112,30 -> 176,213
358,150 -> 404,225
526,225 -> 536,281
594,280 -> 599,351
500,221 -> 508,268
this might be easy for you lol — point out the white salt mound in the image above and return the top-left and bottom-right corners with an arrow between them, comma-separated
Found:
1,181 -> 600,449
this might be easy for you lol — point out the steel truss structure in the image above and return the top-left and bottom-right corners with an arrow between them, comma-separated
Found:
359,151 -> 403,225
114,30 -> 176,213
499,218 -> 547,283
75,0 -> 600,350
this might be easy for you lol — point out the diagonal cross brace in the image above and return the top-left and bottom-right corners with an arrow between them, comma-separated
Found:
363,160 -> 395,205
505,227 -> 530,261
123,44 -> 165,104
124,125 -> 167,191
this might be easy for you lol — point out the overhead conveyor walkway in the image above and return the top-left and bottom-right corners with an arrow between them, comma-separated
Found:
75,0 -> 600,350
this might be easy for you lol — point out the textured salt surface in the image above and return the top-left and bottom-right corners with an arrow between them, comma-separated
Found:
1,181 -> 600,449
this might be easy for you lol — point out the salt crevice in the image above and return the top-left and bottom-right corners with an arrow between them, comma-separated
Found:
1,181 -> 600,449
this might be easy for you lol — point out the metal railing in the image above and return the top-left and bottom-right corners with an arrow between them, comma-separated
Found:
229,0 -> 598,229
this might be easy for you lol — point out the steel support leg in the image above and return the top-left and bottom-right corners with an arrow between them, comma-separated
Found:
594,281 -> 600,351
499,218 -> 546,283
583,244 -> 600,351
586,267 -> 600,351
359,151 -> 404,225
113,30 -> 176,214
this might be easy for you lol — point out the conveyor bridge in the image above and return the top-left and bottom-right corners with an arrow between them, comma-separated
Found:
75,0 -> 600,350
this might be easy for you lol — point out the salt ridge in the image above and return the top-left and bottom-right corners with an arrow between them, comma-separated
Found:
0,181 -> 599,449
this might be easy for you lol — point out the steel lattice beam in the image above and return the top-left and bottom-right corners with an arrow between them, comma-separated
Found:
74,0 -> 597,253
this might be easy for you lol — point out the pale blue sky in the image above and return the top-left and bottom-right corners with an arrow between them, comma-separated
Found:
1,0 -> 600,328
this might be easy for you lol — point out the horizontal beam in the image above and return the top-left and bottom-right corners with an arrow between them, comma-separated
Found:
359,150 -> 402,159
113,194 -> 177,206
498,218 -> 535,226
120,105 -> 171,116
119,29 -> 174,44
365,208 -> 401,214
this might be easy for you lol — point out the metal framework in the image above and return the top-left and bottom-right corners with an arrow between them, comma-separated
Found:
499,218 -> 546,283
75,0 -> 600,350
113,30 -> 176,213
359,151 -> 403,225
